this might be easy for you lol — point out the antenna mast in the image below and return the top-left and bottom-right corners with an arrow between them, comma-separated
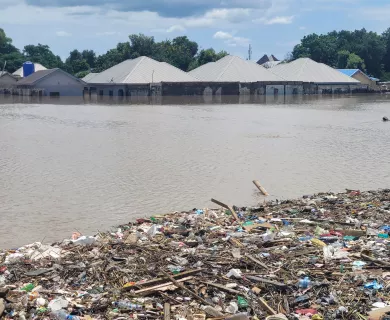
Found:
248,44 -> 252,60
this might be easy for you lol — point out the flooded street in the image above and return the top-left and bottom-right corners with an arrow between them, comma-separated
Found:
1,95 -> 390,248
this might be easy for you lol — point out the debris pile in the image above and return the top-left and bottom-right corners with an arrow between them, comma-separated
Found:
2,189 -> 390,319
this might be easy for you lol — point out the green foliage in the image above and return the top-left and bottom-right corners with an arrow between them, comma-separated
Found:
293,28 -> 387,78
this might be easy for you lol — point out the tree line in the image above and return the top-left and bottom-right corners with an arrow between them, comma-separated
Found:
291,28 -> 390,80
0,29 -> 228,78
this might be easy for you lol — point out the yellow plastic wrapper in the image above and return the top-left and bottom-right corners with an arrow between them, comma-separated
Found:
311,238 -> 327,247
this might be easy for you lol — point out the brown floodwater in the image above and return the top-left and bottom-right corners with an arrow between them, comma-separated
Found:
1,94 -> 390,248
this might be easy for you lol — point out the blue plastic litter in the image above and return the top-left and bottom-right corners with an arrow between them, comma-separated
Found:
364,280 -> 383,290
196,209 -> 204,215
381,225 -> 390,232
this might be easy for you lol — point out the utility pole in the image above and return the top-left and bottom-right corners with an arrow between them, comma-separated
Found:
248,44 -> 252,61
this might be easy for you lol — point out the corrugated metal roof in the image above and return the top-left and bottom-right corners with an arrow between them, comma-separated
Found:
90,56 -> 199,84
16,68 -> 86,86
82,73 -> 99,82
271,58 -> 360,84
189,55 -> 285,82
13,63 -> 47,77
338,69 -> 380,82
337,69 -> 359,77
17,69 -> 58,85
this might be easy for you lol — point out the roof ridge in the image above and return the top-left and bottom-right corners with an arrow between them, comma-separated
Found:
296,58 -> 309,79
122,56 -> 145,83
216,56 -> 235,81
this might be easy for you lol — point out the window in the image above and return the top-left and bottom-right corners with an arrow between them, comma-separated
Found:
118,89 -> 124,97
274,88 -> 279,96
99,90 -> 104,96
50,92 -> 60,97
109,90 -> 113,97
292,88 -> 298,95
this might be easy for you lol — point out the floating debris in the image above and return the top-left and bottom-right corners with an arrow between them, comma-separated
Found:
1,188 -> 390,319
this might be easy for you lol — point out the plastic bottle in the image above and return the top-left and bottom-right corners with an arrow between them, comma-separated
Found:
113,301 -> 143,310
50,310 -> 81,320
299,277 -> 311,289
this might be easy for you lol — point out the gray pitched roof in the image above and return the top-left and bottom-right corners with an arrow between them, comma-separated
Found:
271,58 -> 360,84
82,72 -> 99,82
189,55 -> 285,82
89,56 -> 199,84
17,68 -> 86,86
257,54 -> 279,65
13,63 -> 47,77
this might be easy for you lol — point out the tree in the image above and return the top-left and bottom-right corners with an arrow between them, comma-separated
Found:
0,28 -> 24,72
337,50 -> 350,68
346,53 -> 365,70
129,34 -> 156,58
23,44 -> 62,69
65,49 -> 90,74
82,50 -> 96,69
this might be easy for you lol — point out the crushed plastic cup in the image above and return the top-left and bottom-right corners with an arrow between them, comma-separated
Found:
226,269 -> 242,278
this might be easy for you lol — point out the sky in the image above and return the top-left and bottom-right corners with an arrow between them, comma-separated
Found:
1,0 -> 390,62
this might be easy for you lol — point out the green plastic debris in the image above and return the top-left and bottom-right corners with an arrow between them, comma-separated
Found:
242,221 -> 254,227
21,283 -> 35,292
378,233 -> 389,239
225,210 -> 232,216
343,236 -> 358,241
237,296 -> 249,308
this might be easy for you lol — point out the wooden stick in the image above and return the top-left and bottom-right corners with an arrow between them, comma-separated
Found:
259,297 -> 277,315
246,254 -> 269,270
160,270 -> 213,306
201,281 -> 241,295
133,276 -> 194,295
246,276 -> 287,290
164,303 -> 170,320
253,180 -> 269,196
123,269 -> 204,291
211,198 -> 239,222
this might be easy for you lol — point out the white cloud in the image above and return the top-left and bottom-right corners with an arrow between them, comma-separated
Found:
213,31 -> 233,39
95,31 -> 121,36
299,26 -> 306,30
253,15 -> 294,25
56,31 -> 71,37
166,25 -> 186,33
213,31 -> 250,47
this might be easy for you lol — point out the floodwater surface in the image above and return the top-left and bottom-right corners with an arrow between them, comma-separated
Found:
1,95 -> 390,248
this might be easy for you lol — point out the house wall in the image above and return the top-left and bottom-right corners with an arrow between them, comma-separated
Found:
24,71 -> 85,96
0,74 -> 17,88
352,72 -> 380,91
85,84 -> 151,98
161,82 -> 240,96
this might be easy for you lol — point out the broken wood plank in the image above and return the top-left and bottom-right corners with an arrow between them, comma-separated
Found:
211,198 -> 239,222
133,276 -> 194,296
253,180 -> 269,196
160,270 -> 213,306
201,281 -> 242,295
259,297 -> 277,315
246,254 -> 269,270
123,269 -> 204,291
246,275 -> 288,289
164,303 -> 170,320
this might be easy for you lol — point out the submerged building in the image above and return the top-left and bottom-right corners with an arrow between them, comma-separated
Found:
15,68 -> 86,97
270,58 -> 360,93
0,71 -> 18,89
84,56 -> 204,97
188,55 -> 302,95
337,69 -> 380,91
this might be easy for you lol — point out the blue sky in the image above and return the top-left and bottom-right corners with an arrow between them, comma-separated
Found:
1,0 -> 390,61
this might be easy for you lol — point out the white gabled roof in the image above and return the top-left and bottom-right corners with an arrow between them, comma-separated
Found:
13,63 -> 47,78
89,56 -> 198,84
188,55 -> 285,82
82,72 -> 99,82
271,58 -> 360,84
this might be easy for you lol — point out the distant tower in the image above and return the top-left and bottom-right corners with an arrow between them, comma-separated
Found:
248,44 -> 252,60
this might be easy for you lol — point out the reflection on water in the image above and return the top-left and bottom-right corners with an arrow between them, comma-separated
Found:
0,94 -> 390,248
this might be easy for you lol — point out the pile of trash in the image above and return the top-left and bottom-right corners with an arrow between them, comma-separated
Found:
2,189 -> 390,319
